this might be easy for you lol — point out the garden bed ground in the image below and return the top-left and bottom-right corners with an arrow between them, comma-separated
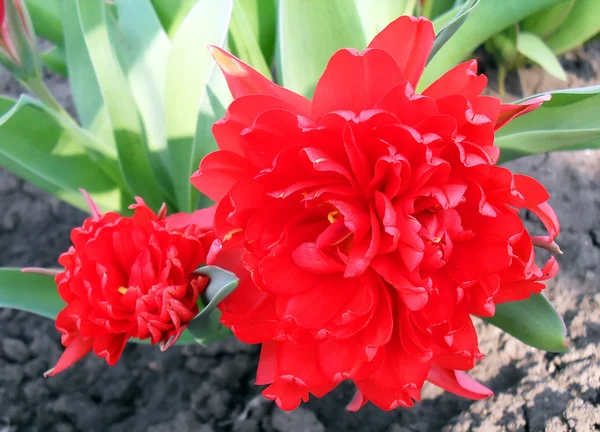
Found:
0,41 -> 599,432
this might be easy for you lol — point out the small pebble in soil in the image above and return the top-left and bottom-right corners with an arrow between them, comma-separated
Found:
271,407 -> 326,432
1,338 -> 30,363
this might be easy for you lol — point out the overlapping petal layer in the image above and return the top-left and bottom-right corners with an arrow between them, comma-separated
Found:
193,16 -> 560,411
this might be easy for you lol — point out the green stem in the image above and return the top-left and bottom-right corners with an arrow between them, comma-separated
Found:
498,65 -> 507,97
22,76 -> 74,122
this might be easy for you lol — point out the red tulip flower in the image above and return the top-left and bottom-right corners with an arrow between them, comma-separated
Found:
45,193 -> 215,377
192,16 -> 560,410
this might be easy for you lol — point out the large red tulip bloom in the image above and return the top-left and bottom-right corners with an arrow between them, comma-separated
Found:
45,193 -> 215,376
192,16 -> 560,411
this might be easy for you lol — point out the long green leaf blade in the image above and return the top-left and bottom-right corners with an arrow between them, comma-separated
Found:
484,294 -> 568,353
517,32 -> 567,82
277,0 -> 366,98
0,269 -> 64,319
0,96 -> 124,212
25,0 -> 64,46
165,0 -> 233,213
229,0 -> 273,79
232,0 -> 276,67
428,0 -> 479,63
63,0 -> 116,151
546,0 -> 600,56
74,0 -> 164,209
420,0 -> 565,90
111,0 -> 176,205
496,86 -> 600,162
150,0 -> 196,38
354,0 -> 409,41
521,0 -> 576,39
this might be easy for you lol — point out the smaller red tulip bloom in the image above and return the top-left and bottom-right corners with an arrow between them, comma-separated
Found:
45,193 -> 215,376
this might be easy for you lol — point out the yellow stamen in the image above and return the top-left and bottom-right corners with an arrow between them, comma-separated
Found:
118,287 -> 128,295
327,210 -> 341,224
434,237 -> 442,243
224,228 -> 243,242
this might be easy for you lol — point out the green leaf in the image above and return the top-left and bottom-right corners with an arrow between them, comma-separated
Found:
521,0 -> 576,39
355,0 -> 415,41
165,0 -> 233,213
517,32 -> 567,82
187,266 -> 239,345
277,0 -> 366,98
485,26 -> 518,68
41,46 -> 68,77
111,0 -> 176,206
63,0 -> 117,151
428,0 -> 479,64
25,0 -> 64,46
193,61 -> 232,211
228,0 -> 273,79
546,0 -> 600,55
238,0 -> 276,64
0,269 -> 64,320
150,0 -> 196,38
496,86 -> 600,162
484,294 -> 568,353
72,0 -> 165,209
422,0 -> 456,20
0,95 -> 125,212
420,0 -> 566,90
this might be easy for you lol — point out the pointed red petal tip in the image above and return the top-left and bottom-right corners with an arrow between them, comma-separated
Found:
428,365 -> 493,400
532,237 -> 563,254
208,44 -> 248,79
157,203 -> 168,220
496,94 -> 552,130
346,389 -> 369,412
44,336 -> 94,377
207,45 -> 311,117
79,188 -> 102,219
159,332 -> 182,352
22,267 -> 61,277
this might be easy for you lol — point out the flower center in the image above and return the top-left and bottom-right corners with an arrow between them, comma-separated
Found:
118,287 -> 128,295
327,210 -> 341,224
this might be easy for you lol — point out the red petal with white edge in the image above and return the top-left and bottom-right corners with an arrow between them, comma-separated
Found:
495,94 -> 551,130
165,206 -> 217,231
427,364 -> 492,400
368,16 -> 435,88
191,150 -> 252,202
423,60 -> 487,101
346,389 -> 369,412
44,336 -> 94,377
312,48 -> 404,119
209,46 -> 311,117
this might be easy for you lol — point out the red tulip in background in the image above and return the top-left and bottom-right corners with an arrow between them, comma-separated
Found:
44,192 -> 215,377
0,0 -> 27,63
192,16 -> 560,411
